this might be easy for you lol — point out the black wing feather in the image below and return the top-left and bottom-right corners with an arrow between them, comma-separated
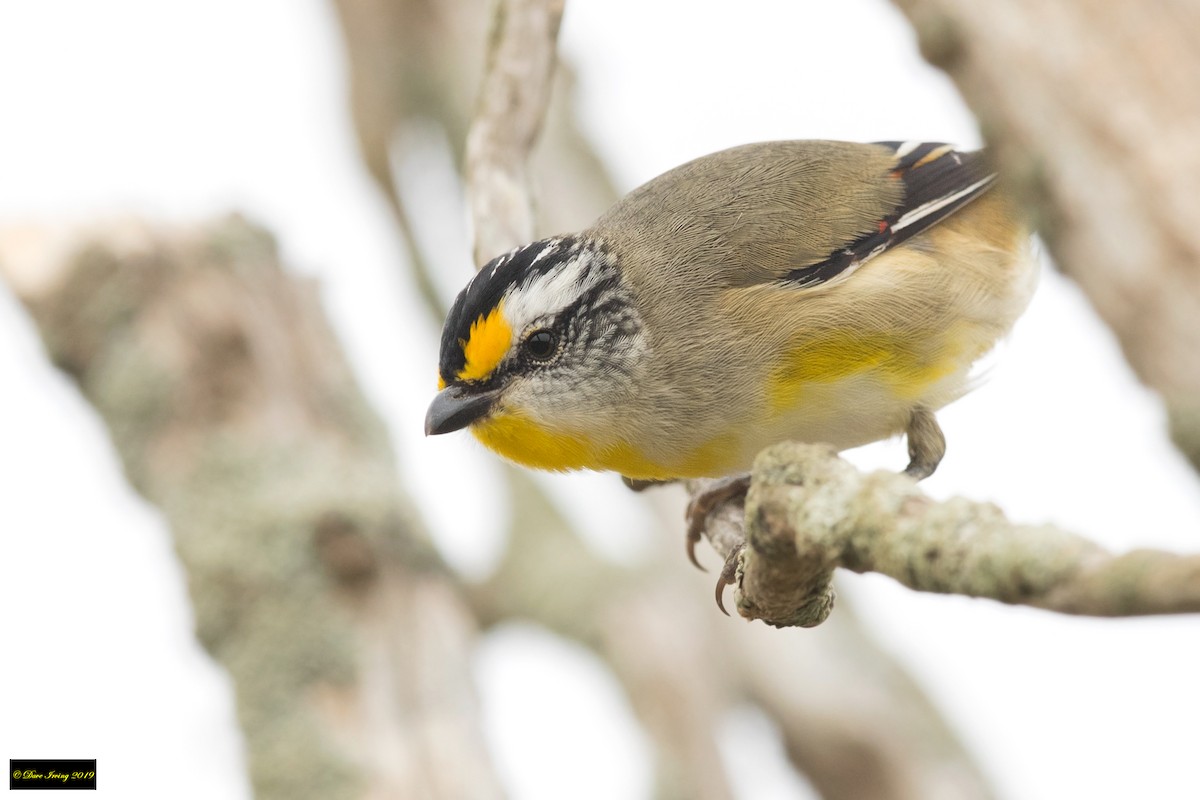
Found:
784,142 -> 995,288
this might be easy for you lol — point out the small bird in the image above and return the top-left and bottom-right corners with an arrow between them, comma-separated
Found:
427,140 -> 1036,599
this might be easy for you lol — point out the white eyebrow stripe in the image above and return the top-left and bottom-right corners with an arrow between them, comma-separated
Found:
503,252 -> 592,329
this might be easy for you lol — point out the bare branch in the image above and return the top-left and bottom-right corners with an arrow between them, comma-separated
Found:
704,443 -> 1200,627
465,0 -> 565,264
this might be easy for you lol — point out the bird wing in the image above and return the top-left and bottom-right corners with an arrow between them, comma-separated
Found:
782,141 -> 996,289
591,140 -> 995,292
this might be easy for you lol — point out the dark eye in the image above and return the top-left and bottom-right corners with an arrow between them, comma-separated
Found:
523,329 -> 558,361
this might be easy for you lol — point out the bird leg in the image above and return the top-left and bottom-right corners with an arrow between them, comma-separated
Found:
904,406 -> 945,480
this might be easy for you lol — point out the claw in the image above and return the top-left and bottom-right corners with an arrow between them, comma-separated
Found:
683,474 -> 752,572
686,529 -> 706,571
685,493 -> 710,571
713,544 -> 743,616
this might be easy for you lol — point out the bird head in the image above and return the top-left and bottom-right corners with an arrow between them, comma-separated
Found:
425,235 -> 646,469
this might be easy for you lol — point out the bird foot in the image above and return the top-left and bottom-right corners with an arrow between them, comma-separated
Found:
904,406 -> 945,480
685,473 -> 751,570
685,473 -> 752,613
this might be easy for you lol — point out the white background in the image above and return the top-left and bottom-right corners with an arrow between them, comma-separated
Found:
1,1 -> 1198,798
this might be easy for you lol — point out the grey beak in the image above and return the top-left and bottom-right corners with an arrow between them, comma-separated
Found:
425,385 -> 499,436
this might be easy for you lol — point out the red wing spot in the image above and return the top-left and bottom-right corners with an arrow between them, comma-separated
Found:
889,168 -> 905,179
878,220 -> 889,233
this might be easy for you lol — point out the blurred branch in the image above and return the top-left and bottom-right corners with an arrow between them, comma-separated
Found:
727,602 -> 996,800
473,475 -> 997,800
704,443 -> 1200,628
471,474 -> 738,800
891,0 -> 1200,472
0,218 -> 505,800
329,0 -> 486,316
466,0 -> 565,263
329,0 -> 599,321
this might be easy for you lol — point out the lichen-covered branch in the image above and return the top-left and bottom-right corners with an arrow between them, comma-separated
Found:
890,0 -> 1200,472
0,219 -> 505,800
465,0 -> 564,263
710,442 -> 1200,628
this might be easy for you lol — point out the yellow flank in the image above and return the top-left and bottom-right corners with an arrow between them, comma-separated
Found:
767,330 -> 962,412
674,432 -> 739,478
471,412 -> 734,480
437,374 -> 446,390
457,302 -> 512,383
